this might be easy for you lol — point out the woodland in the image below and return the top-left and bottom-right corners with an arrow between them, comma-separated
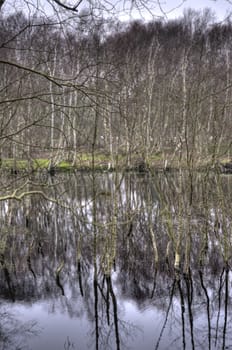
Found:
0,6 -> 232,172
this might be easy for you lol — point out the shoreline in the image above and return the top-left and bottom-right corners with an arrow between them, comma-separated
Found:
0,156 -> 232,175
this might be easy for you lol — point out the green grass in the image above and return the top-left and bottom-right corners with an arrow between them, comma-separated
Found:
2,159 -> 29,169
33,159 -> 50,169
57,161 -> 73,171
0,156 -> 108,172
1,151 -> 231,173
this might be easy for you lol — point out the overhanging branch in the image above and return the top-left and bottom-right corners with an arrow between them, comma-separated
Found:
51,0 -> 83,11
0,60 -> 63,88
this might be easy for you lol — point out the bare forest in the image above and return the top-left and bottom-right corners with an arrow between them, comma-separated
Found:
1,7 -> 232,171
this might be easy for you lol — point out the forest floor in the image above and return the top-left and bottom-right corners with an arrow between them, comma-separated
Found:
1,152 -> 232,174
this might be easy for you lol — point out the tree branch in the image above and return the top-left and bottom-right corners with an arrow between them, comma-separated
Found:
0,0 -> 5,11
0,60 -> 63,88
50,0 -> 83,11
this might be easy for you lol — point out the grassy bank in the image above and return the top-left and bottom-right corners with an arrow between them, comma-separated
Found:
1,152 -> 231,173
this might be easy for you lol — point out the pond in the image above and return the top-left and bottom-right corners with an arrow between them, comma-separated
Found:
0,170 -> 232,350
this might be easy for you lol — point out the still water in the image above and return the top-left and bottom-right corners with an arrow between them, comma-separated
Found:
0,170 -> 232,349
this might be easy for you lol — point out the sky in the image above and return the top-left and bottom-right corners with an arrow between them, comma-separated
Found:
160,0 -> 231,20
2,0 -> 232,22
118,0 -> 232,22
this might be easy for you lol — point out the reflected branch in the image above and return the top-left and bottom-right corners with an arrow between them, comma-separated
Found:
94,277 -> 99,350
199,269 -> 211,350
155,278 -> 176,350
56,261 -> 65,296
0,254 -> 15,302
222,266 -> 229,350
106,275 -> 120,350
77,260 -> 84,297
184,273 -> 195,349
177,278 -> 186,350
215,267 -> 225,347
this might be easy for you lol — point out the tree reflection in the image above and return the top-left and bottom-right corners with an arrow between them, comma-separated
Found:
0,171 -> 231,348
0,307 -> 39,350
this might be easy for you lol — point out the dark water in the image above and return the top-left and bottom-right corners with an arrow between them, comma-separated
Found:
0,170 -> 232,350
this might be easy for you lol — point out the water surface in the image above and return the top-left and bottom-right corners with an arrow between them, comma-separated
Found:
0,171 -> 232,349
